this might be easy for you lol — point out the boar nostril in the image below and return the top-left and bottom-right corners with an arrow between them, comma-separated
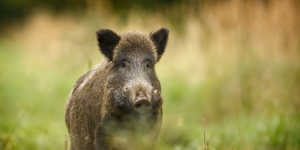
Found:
135,103 -> 141,108
133,99 -> 152,114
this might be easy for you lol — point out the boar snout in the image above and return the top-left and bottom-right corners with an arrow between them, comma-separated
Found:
134,95 -> 152,113
122,80 -> 156,113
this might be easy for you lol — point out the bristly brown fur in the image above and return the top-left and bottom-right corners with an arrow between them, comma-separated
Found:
65,28 -> 169,150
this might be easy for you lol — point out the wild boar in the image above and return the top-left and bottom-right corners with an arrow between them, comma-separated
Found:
65,27 -> 169,150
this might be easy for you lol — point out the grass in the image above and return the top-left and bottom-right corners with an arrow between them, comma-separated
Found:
1,0 -> 300,149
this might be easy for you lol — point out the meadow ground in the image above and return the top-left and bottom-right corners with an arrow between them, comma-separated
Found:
1,1 -> 300,149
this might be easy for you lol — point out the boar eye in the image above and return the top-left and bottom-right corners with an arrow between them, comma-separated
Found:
120,61 -> 127,68
146,61 -> 152,68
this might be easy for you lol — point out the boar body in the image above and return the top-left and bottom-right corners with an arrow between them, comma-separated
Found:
65,28 -> 169,150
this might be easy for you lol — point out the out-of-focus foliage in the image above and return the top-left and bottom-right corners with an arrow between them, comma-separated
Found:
1,0 -> 189,27
0,0 -> 84,26
0,0 -> 255,29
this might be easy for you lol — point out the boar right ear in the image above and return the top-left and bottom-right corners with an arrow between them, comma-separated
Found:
150,27 -> 169,62
96,29 -> 121,61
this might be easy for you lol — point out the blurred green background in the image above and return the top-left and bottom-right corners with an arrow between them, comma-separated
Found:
1,0 -> 300,149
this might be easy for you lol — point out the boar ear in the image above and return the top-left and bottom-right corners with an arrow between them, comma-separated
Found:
96,29 -> 121,61
150,27 -> 169,61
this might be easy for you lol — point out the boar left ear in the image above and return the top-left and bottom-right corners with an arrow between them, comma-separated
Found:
96,29 -> 121,61
150,27 -> 169,61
